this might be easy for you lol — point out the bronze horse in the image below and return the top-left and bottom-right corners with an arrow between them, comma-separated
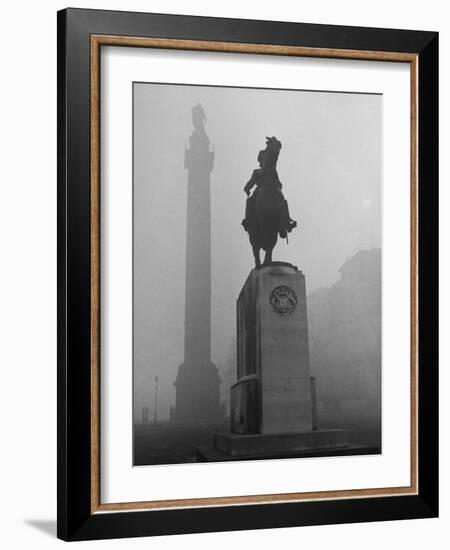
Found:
242,137 -> 297,267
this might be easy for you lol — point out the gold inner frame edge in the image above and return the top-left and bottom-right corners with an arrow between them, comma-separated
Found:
89,34 -> 419,514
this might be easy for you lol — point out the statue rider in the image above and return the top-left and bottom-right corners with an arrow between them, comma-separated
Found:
242,137 -> 297,239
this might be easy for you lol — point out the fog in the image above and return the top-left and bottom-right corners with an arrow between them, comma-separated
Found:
133,82 -> 381,423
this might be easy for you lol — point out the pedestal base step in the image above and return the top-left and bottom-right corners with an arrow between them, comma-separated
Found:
197,442 -> 380,462
215,429 -> 348,457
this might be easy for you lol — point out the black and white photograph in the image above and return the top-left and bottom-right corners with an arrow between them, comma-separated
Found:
0,0 -> 442,546
132,82 -> 382,466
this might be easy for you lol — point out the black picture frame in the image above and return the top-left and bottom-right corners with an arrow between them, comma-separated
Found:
57,7 -> 438,541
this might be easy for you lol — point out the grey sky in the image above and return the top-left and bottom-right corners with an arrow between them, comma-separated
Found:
133,82 -> 381,422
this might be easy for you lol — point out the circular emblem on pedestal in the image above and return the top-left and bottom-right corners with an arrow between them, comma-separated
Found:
270,285 -> 297,315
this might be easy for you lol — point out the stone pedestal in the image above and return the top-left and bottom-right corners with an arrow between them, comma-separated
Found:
232,263 -> 313,434
214,262 -> 348,458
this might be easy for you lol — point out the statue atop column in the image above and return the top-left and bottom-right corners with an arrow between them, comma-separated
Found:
192,102 -> 206,132
241,137 -> 297,267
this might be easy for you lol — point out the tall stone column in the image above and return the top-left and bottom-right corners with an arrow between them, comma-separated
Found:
174,104 -> 221,420
213,263 -> 348,458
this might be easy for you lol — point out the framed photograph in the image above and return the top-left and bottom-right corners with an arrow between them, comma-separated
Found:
57,8 -> 438,541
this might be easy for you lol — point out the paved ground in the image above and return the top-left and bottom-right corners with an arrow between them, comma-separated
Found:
317,417 -> 382,449
133,418 -> 380,466
133,419 -> 229,465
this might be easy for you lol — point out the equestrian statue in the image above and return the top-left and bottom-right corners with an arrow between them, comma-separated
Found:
242,137 -> 297,267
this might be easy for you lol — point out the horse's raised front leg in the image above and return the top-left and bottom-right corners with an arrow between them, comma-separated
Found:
252,245 -> 261,268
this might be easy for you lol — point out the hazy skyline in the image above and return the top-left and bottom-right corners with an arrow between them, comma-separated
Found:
133,82 -> 382,422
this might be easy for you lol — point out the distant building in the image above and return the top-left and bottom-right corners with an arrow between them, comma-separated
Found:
308,249 -> 381,446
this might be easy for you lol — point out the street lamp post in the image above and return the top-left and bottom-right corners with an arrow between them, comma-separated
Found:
153,376 -> 158,424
